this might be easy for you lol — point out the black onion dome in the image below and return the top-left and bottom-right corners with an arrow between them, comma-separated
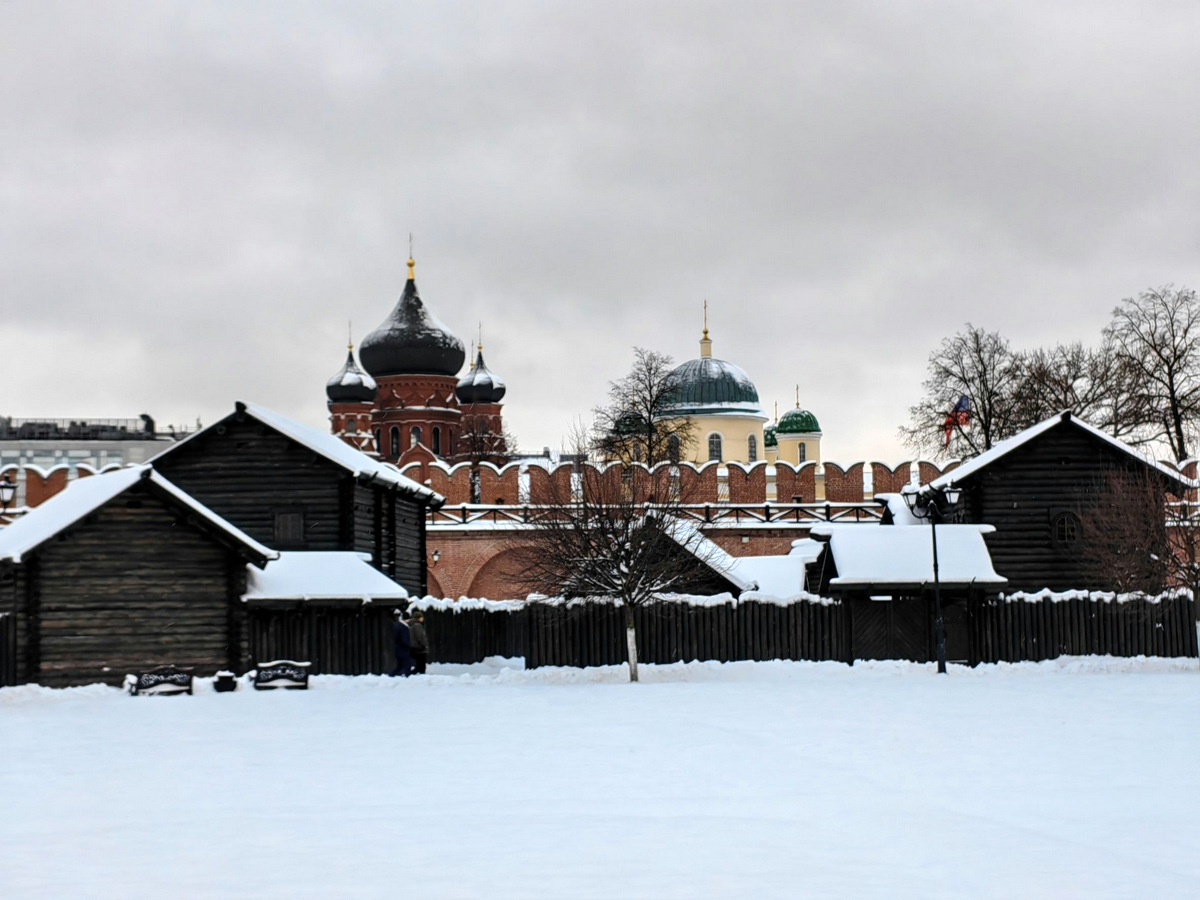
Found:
326,350 -> 377,403
359,273 -> 466,377
456,347 -> 506,404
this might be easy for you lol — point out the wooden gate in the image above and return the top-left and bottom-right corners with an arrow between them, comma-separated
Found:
847,597 -> 930,662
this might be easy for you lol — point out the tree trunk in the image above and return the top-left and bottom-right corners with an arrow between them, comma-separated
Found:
624,603 -> 639,683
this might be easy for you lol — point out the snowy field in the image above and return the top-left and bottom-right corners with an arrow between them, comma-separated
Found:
3,658 -> 1200,899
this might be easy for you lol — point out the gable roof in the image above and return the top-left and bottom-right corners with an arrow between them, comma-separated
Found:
0,466 -> 277,566
149,401 -> 444,507
664,517 -> 757,592
810,523 -> 1005,589
930,411 -> 1194,494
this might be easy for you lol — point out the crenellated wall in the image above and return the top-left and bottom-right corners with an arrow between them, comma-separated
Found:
399,457 -> 971,506
4,454 -> 1191,518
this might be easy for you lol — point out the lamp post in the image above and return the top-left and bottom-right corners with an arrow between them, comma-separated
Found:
902,483 -> 962,675
0,474 -> 15,516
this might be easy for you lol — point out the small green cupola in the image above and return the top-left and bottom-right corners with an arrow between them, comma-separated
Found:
777,408 -> 821,434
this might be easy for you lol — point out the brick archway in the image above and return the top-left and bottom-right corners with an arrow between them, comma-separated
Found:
426,570 -> 446,600
465,548 -> 528,600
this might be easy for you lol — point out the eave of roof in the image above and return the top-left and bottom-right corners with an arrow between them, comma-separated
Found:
930,411 -> 1195,494
0,466 -> 277,566
148,401 -> 445,508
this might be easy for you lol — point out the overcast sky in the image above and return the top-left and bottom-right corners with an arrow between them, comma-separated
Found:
3,1 -> 1199,462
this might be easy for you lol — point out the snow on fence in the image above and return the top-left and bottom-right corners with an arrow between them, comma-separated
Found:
230,590 -> 1198,678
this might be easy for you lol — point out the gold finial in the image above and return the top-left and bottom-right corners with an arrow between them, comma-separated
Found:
348,321 -> 354,352
478,322 -> 483,353
699,300 -> 713,358
774,401 -> 778,423
795,384 -> 800,409
407,233 -> 415,279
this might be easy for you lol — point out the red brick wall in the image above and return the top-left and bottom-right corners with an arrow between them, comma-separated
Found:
726,462 -> 767,503
824,462 -> 865,502
871,461 -> 912,495
25,467 -> 69,508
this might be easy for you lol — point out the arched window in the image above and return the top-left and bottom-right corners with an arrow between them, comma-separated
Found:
345,419 -> 357,434
708,433 -> 723,462
410,426 -> 422,448
432,427 -> 442,456
799,443 -> 807,463
374,429 -> 382,453
389,427 -> 400,458
668,434 -> 681,463
747,434 -> 757,462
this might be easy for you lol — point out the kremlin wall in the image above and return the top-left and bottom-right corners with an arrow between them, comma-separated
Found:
9,254 -> 1199,600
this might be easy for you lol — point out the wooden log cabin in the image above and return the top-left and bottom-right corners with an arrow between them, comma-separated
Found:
149,401 -> 443,595
927,411 -> 1194,592
0,466 -> 275,687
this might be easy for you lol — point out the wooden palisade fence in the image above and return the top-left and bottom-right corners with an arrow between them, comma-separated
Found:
2,594 -> 1195,685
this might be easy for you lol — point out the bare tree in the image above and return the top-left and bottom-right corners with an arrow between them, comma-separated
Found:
594,347 -> 694,466
902,325 -> 1024,459
452,413 -> 516,466
512,429 -> 720,683
1077,468 -> 1171,593
1105,285 -> 1200,462
1010,340 -> 1151,442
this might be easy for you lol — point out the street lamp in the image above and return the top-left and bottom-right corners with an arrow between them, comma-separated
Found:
902,483 -> 962,674
0,474 -> 15,515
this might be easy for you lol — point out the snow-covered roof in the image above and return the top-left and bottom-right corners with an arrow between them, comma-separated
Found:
243,552 -> 409,602
810,523 -> 1006,588
0,466 -> 276,565
874,493 -> 922,526
150,402 -> 444,507
930,412 -> 1193,493
730,555 -> 807,599
663,517 -> 757,592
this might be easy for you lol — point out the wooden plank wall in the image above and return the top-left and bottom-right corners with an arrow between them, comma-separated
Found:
245,605 -> 526,674
523,600 -> 852,668
32,493 -> 242,686
968,424 -> 1178,592
0,612 -> 15,687
151,416 -> 345,550
970,595 -> 1199,662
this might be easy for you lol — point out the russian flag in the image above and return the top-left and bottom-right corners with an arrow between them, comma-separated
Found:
944,394 -> 971,447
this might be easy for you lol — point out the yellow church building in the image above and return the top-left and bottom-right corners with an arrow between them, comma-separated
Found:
661,323 -> 822,468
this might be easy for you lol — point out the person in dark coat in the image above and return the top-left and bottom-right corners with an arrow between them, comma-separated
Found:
409,609 -> 429,675
390,609 -> 414,677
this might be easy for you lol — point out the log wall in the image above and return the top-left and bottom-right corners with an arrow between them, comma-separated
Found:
25,486 -> 245,686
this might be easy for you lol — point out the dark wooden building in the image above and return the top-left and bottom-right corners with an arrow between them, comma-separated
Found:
0,466 -> 273,687
928,411 -> 1193,593
150,402 -> 443,595
805,522 -> 1007,662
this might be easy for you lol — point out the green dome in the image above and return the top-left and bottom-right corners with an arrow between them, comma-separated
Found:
764,424 -> 777,448
663,357 -> 764,417
777,408 -> 821,434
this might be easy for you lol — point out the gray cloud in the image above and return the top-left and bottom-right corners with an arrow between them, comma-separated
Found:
3,0 -> 1199,460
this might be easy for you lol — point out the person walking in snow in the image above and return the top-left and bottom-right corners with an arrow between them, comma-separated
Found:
409,608 -> 429,675
390,608 -> 414,677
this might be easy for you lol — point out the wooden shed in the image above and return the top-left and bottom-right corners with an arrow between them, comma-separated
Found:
0,466 -> 274,687
149,401 -> 443,595
928,411 -> 1194,592
806,523 -> 1007,662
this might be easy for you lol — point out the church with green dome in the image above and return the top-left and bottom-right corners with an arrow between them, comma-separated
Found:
659,312 -> 823,467
772,393 -> 823,467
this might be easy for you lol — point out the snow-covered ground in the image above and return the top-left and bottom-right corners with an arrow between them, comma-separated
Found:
3,657 -> 1199,899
